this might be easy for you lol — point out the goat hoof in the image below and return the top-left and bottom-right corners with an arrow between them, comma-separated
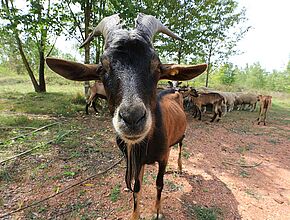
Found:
152,213 -> 164,220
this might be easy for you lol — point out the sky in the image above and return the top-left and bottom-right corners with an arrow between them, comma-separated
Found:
229,0 -> 290,71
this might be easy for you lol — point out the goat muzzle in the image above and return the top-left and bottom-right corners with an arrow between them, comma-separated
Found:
113,103 -> 152,144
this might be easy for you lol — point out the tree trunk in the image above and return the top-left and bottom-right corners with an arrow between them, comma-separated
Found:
4,0 -> 42,92
205,43 -> 213,88
15,33 -> 41,92
38,49 -> 46,92
83,0 -> 91,97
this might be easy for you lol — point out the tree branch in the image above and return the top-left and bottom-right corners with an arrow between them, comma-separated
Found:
66,0 -> 85,41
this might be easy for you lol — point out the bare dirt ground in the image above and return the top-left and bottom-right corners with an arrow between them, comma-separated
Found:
1,108 -> 290,220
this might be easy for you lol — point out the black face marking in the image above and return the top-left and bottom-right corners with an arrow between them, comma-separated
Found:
101,30 -> 161,143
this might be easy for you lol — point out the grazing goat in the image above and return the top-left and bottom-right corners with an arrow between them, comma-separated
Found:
236,93 -> 258,111
219,92 -> 236,113
46,13 -> 207,220
188,89 -> 225,122
85,81 -> 107,114
257,95 -> 272,125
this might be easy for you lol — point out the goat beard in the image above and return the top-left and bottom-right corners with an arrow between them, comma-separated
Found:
117,136 -> 148,192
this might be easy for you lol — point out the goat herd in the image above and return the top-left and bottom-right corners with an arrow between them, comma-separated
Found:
86,80 -> 273,126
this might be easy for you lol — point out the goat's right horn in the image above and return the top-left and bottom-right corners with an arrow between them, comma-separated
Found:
135,13 -> 183,41
80,14 -> 121,49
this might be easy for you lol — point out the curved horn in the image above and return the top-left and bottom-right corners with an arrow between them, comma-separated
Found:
135,13 -> 183,41
80,14 -> 121,49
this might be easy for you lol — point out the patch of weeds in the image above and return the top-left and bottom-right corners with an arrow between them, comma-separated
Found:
236,145 -> 253,154
38,206 -> 47,213
51,174 -> 62,180
267,138 -> 278,144
78,189 -> 87,197
70,151 -> 82,159
189,205 -> 223,220
0,169 -> 12,182
63,165 -> 77,178
245,189 -> 260,200
239,169 -> 250,178
0,115 -> 49,128
202,188 -> 209,192
30,162 -> 49,180
110,184 -> 121,202
38,163 -> 48,170
182,150 -> 191,159
143,172 -> 151,184
165,180 -> 182,191
71,92 -> 86,105
63,171 -> 76,177
54,130 -> 74,144
63,200 -> 92,218
151,173 -> 157,181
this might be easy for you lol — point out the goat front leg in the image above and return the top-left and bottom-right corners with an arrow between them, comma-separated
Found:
92,99 -> 99,113
130,165 -> 145,220
153,161 -> 167,220
178,135 -> 185,174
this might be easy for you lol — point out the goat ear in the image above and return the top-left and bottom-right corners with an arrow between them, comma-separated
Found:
160,64 -> 207,81
46,57 -> 103,81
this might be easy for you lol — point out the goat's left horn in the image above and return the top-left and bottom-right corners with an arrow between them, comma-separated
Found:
135,13 -> 183,41
80,14 -> 121,49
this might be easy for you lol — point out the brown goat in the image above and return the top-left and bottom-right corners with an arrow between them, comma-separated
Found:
188,89 -> 225,122
85,81 -> 107,114
46,14 -> 207,219
257,95 -> 272,125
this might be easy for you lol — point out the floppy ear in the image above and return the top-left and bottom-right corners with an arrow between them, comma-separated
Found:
160,64 -> 207,81
46,57 -> 103,81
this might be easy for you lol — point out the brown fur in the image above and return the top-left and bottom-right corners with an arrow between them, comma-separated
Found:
257,95 -> 272,126
160,92 -> 186,148
189,92 -> 225,122
85,81 -> 107,114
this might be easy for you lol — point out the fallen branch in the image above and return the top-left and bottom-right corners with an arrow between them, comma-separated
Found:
0,156 -> 124,219
9,122 -> 60,141
0,126 -> 37,130
240,161 -> 263,168
0,144 -> 45,165
222,161 -> 263,168
0,130 -> 73,165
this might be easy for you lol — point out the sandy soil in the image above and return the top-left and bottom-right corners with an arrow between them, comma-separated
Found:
0,109 -> 289,219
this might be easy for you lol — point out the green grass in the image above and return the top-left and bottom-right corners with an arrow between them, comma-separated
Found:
110,184 -> 121,202
188,205 -> 223,220
0,67 -> 85,116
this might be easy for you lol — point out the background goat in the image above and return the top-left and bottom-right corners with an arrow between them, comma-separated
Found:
85,81 -> 107,114
188,89 -> 225,122
257,95 -> 272,125
46,13 -> 207,220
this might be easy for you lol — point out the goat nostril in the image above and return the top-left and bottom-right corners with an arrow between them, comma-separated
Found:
136,111 -> 146,124
119,107 -> 146,126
